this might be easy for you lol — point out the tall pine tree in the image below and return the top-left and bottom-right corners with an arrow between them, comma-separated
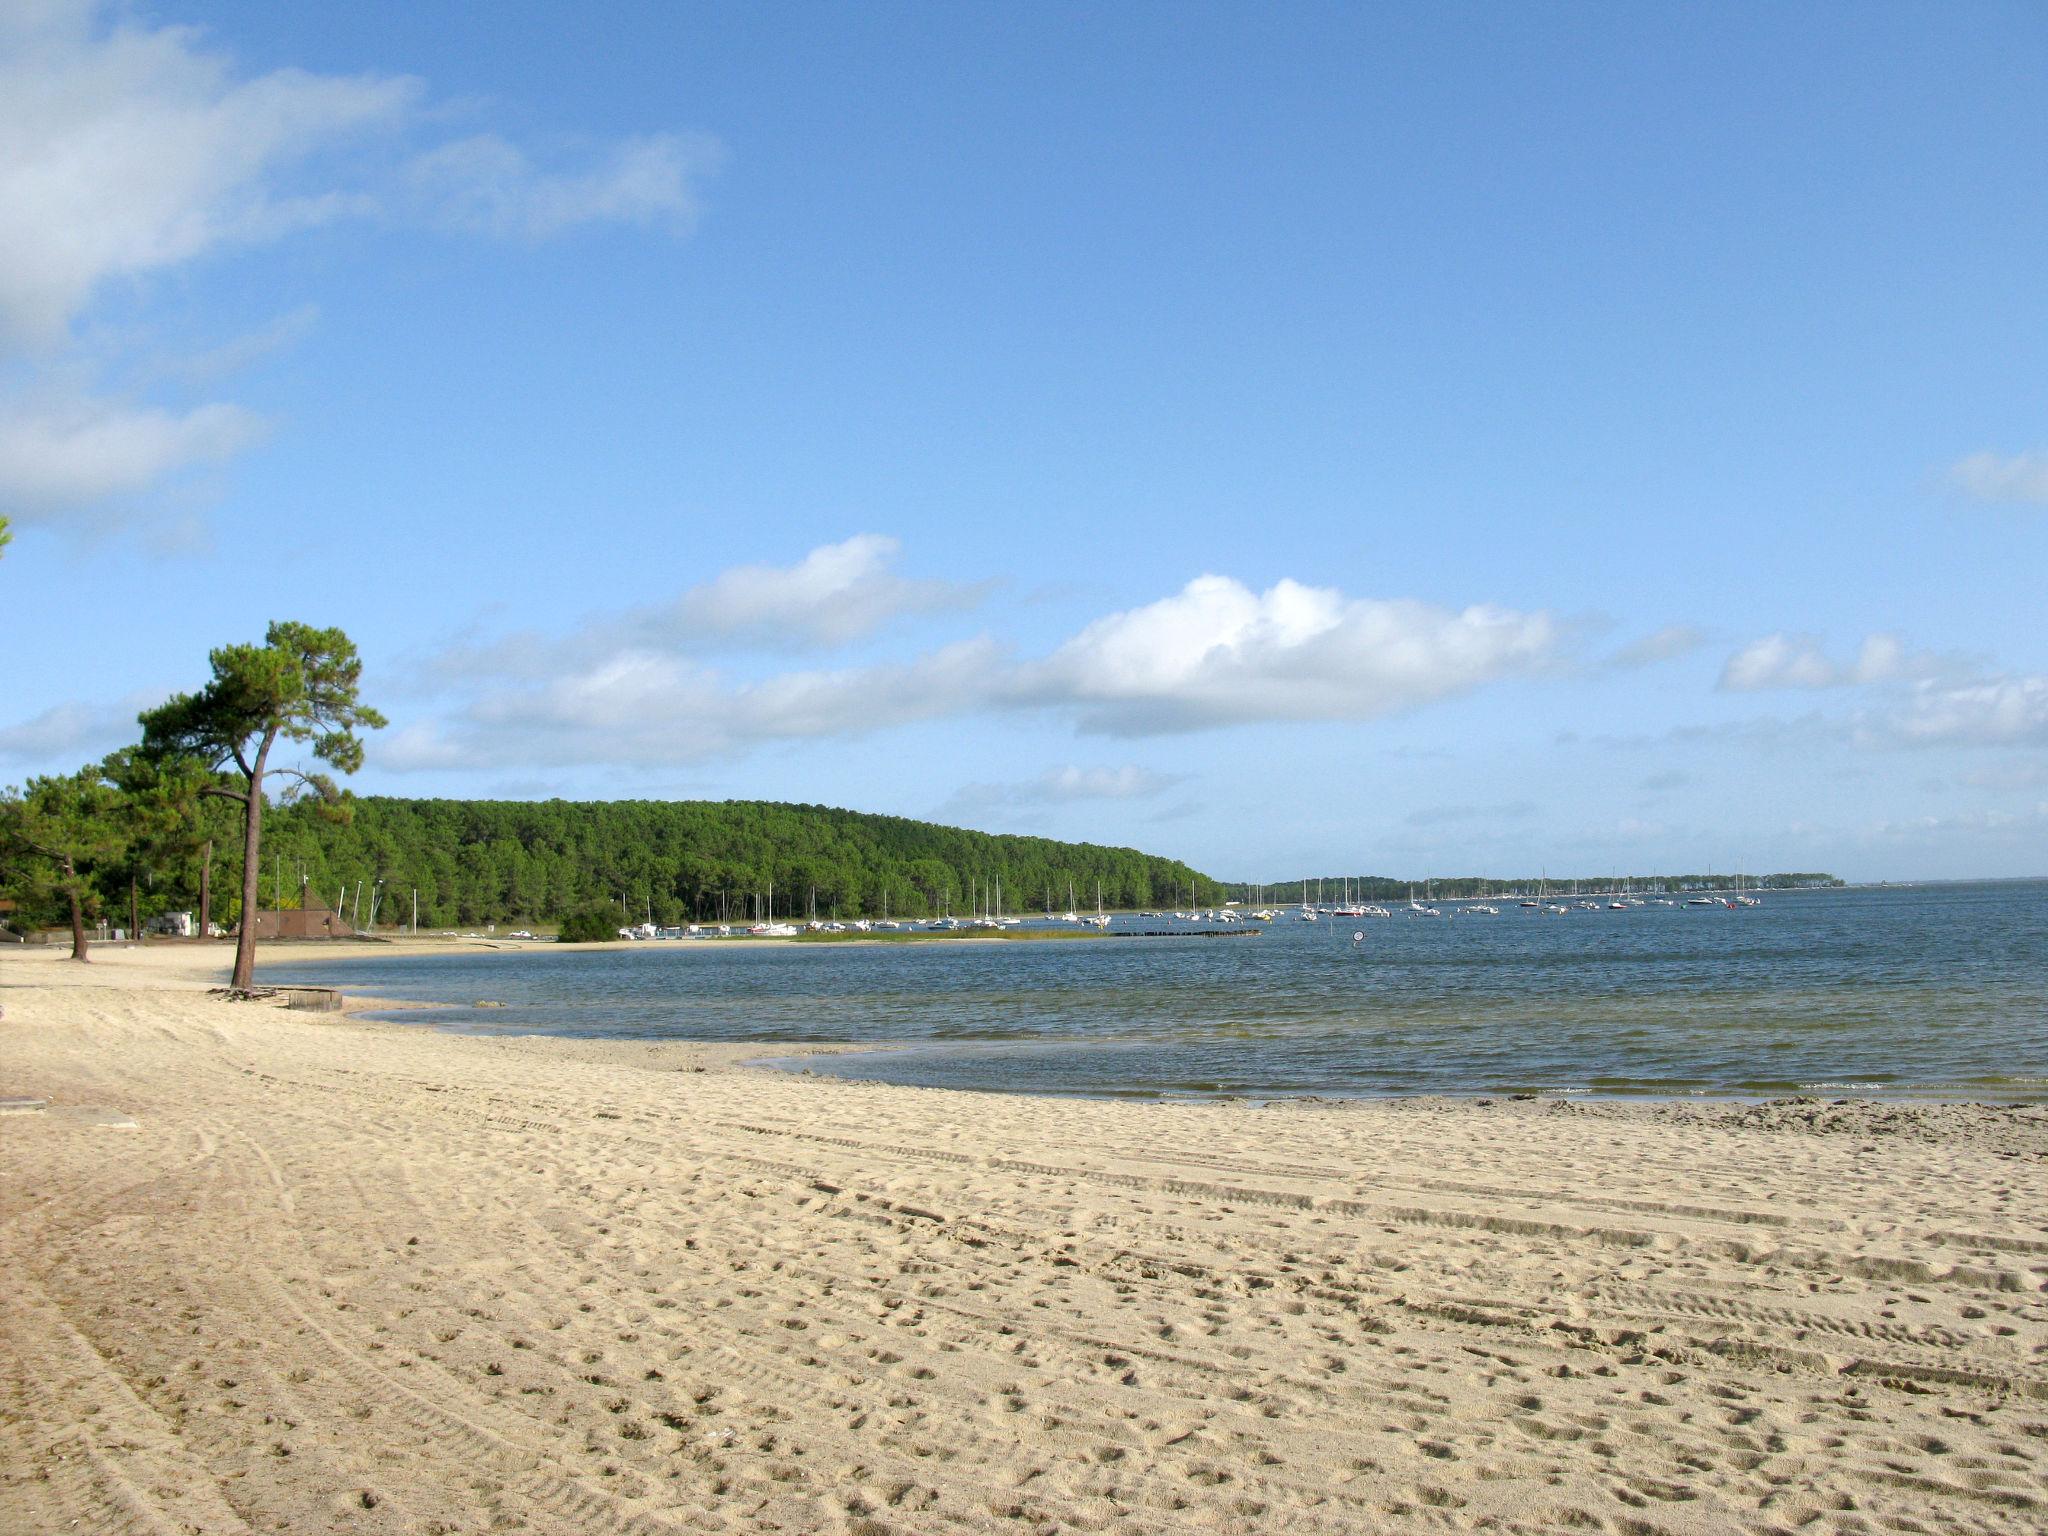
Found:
139,622 -> 384,990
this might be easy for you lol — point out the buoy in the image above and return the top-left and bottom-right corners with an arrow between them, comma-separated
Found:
1352,931 -> 1364,942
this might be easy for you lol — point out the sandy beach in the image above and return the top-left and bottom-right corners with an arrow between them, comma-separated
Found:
2,944 -> 2043,1535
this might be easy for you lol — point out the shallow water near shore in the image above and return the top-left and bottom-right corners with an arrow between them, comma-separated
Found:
265,880 -> 2048,1101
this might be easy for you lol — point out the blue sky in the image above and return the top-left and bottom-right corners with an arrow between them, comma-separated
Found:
3,0 -> 2045,882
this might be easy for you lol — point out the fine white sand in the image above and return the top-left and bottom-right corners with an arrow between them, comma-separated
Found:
2,942 -> 2044,1535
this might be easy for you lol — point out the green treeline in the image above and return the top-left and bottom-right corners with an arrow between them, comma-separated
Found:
1223,871 -> 1843,903
234,798 -> 1223,929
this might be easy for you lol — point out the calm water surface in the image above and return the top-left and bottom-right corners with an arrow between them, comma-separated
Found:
265,882 -> 2048,1101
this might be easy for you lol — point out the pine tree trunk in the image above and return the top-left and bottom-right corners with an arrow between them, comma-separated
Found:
230,734 -> 274,991
232,787 -> 264,988
200,840 -> 212,938
130,876 -> 140,945
66,862 -> 88,962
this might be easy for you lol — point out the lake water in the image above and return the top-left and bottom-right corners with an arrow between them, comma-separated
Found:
263,881 -> 2048,1102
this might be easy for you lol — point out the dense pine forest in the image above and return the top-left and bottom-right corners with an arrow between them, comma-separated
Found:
183,798 -> 1225,930
2,631 -> 1230,951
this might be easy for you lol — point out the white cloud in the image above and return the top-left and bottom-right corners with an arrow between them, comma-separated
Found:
0,689 -> 165,763
383,637 -> 1006,771
0,1 -> 724,531
406,132 -> 724,240
945,765 -> 1185,814
1719,633 -> 1839,690
1948,449 -> 2048,506
1881,675 -> 2048,748
0,0 -> 416,350
419,536 -> 990,687
0,394 -> 264,519
1715,631 -> 2047,753
1719,632 -> 1956,692
1023,575 -> 1562,734
655,535 -> 986,651
393,566 -> 1566,771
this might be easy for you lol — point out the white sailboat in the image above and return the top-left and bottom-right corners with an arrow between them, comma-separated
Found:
1087,880 -> 1111,928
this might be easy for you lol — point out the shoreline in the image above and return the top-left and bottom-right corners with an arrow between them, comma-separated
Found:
4,944 -> 2044,1533
194,937 -> 2048,1110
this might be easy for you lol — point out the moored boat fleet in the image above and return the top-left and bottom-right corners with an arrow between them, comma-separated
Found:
608,874 -> 1765,940
1269,873 -> 1765,921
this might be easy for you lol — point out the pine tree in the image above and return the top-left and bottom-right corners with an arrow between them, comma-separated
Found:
0,768 -> 128,960
139,622 -> 385,990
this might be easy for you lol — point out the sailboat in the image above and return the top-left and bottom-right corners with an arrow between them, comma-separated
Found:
1086,880 -> 1111,928
749,879 -> 799,937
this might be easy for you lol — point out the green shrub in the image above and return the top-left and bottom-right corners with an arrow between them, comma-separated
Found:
557,902 -> 623,943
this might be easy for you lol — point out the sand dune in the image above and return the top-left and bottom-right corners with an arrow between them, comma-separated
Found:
2,944 -> 2043,1534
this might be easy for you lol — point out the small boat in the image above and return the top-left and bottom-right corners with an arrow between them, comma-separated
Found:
1087,881 -> 1111,927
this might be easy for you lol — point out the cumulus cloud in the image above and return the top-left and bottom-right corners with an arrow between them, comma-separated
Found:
653,535 -> 986,651
944,765 -> 1186,815
1022,576 -> 1562,735
420,536 -> 990,686
1719,634 -> 1840,691
1948,450 -> 2048,506
1880,675 -> 2048,748
382,638 -> 1007,771
0,394 -> 265,520
406,132 -> 724,240
1714,630 -> 2046,754
393,565 -> 1566,771
1719,632 -> 1957,692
